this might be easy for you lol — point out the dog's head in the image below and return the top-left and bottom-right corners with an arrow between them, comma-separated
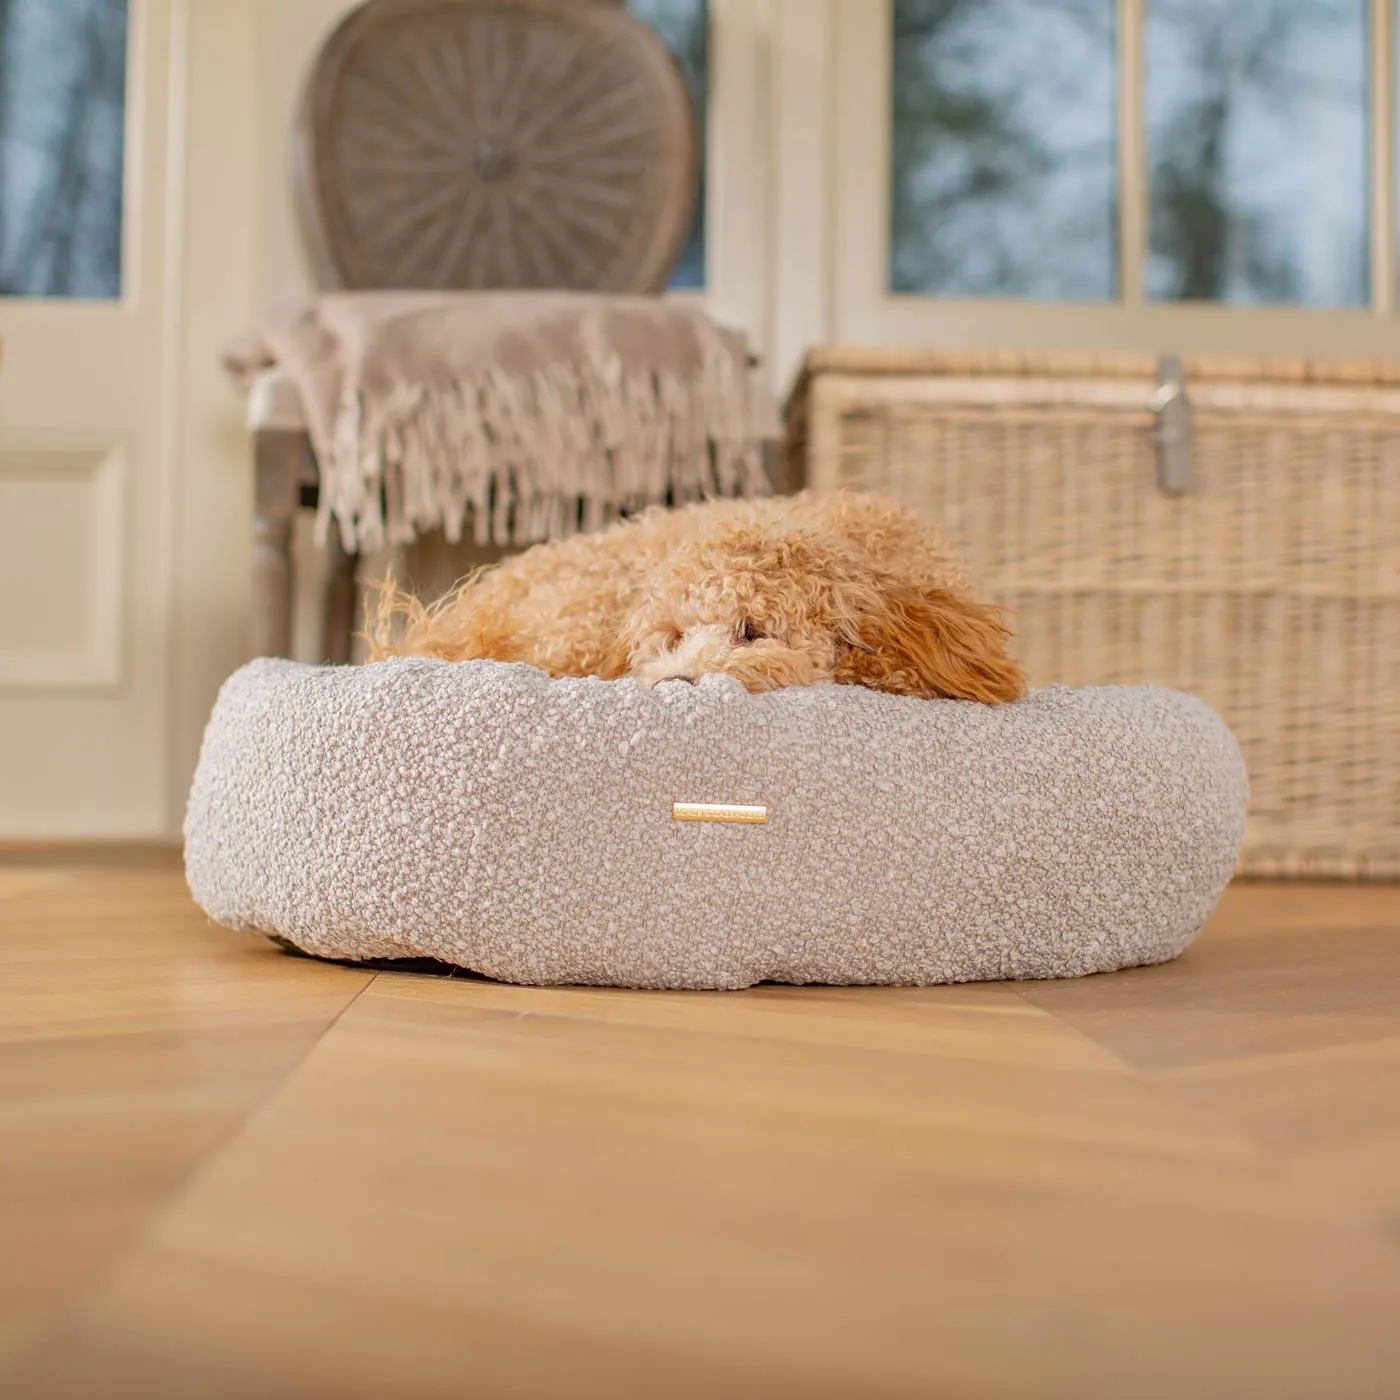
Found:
618,515 -> 1026,703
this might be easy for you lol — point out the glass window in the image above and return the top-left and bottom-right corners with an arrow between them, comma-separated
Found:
889,0 -> 1117,300
624,0 -> 707,290
1147,0 -> 1368,307
0,0 -> 129,300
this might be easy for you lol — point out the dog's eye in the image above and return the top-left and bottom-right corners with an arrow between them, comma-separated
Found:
737,620 -> 764,644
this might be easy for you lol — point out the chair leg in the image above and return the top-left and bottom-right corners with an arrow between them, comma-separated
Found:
251,517 -> 294,658
323,531 -> 359,665
252,428 -> 308,659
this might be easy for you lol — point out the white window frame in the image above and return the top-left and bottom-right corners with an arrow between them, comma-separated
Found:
670,0 -> 774,373
819,0 -> 1400,361
767,0 -> 837,394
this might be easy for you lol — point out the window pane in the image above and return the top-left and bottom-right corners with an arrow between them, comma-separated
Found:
889,0 -> 1117,300
624,0 -> 707,290
1148,0 -> 1367,307
0,0 -> 128,300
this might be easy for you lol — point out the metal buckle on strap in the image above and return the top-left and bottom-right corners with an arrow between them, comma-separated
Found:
1152,353 -> 1192,496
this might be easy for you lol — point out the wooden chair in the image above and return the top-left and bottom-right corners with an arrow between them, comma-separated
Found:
251,0 -> 704,661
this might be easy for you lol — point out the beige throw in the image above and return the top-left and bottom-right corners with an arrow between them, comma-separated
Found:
223,291 -> 773,551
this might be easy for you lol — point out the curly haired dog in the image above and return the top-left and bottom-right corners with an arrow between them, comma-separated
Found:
367,490 -> 1026,703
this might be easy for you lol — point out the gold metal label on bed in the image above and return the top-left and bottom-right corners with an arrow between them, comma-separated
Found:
672,802 -> 768,825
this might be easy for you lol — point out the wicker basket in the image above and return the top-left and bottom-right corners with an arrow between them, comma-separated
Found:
787,348 -> 1400,880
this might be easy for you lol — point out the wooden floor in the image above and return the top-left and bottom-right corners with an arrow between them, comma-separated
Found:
2,858 -> 1400,1399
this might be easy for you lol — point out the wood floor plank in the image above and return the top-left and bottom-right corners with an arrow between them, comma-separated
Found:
367,976 -> 1133,1069
1158,1035 -> 1400,1152
1285,1130 -> 1400,1227
6,867 -> 1400,1399
0,867 -> 371,1366
0,871 -> 76,903
1019,883 -> 1400,1071
12,966 -> 1400,1400
1153,1035 -> 1400,1233
1019,882 -> 1400,1231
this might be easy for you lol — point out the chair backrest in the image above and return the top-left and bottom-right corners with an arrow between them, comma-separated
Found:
294,0 -> 699,293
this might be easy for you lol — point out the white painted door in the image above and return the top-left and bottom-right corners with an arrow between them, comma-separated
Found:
0,0 -> 180,837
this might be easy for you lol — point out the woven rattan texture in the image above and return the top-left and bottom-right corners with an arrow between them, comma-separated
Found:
794,355 -> 1400,879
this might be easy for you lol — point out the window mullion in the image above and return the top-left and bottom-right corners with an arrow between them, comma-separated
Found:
1371,0 -> 1394,314
1118,0 -> 1146,306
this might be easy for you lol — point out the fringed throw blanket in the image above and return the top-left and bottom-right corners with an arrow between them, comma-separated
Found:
223,291 -> 774,551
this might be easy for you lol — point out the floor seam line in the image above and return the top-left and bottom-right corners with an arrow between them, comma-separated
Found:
1011,988 -> 1400,1251
0,967 -> 379,1383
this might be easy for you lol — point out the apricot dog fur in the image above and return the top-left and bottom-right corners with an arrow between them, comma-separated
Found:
367,491 -> 1026,703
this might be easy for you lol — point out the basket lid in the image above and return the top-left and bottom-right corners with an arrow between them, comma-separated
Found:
790,346 -> 1400,395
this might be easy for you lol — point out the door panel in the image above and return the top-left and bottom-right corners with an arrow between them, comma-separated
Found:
0,0 -> 175,837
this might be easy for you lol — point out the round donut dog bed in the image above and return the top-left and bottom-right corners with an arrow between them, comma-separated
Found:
184,658 -> 1248,990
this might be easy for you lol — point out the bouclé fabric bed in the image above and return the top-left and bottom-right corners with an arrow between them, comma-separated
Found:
184,658 -> 1247,990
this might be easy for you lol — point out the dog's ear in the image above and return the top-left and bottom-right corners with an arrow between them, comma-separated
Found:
833,581 -> 1027,703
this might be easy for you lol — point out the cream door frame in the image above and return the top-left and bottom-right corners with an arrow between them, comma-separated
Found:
827,0 -> 1400,359
0,0 -> 257,839
768,0 -> 836,396
167,0 -> 262,837
691,0 -> 774,372
0,0 -> 259,839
